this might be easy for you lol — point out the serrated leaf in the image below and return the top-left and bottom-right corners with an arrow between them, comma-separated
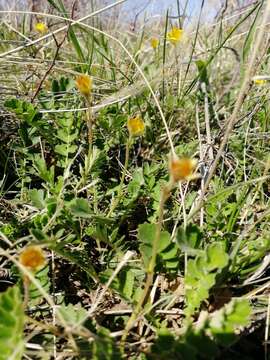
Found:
226,299 -> 251,326
185,243 -> 229,317
29,267 -> 50,307
69,198 -> 92,218
0,286 -> 24,360
138,223 -> 175,269
55,144 -> 77,156
206,243 -> 229,271
177,224 -> 202,251
29,189 -> 45,209
210,299 -> 251,346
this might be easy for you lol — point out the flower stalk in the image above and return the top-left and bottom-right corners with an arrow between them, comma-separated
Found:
121,155 -> 198,343
107,115 -> 145,217
107,136 -> 132,217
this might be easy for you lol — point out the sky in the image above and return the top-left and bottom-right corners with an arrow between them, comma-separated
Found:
123,0 -> 200,16
121,0 -> 218,23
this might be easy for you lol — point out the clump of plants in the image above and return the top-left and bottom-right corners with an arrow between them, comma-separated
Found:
0,0 -> 270,359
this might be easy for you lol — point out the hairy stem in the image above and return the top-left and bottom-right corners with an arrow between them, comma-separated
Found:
107,137 -> 131,217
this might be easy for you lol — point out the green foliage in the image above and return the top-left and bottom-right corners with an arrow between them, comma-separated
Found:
149,299 -> 251,360
69,198 -> 92,218
176,224 -> 203,254
91,328 -> 122,360
138,223 -> 179,272
54,114 -> 79,166
29,266 -> 51,306
184,243 -> 229,317
100,265 -> 138,302
59,303 -> 88,326
0,286 -> 24,360
1,3 -> 268,358
32,154 -> 55,186
4,98 -> 41,125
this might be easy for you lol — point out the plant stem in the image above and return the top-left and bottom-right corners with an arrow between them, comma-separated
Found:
121,181 -> 172,344
107,136 -> 131,217
23,275 -> 30,309
85,96 -> 93,151
82,96 -> 93,187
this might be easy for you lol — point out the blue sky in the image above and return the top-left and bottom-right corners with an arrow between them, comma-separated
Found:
122,0 -> 206,21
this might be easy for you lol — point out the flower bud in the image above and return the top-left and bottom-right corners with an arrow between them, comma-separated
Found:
75,74 -> 92,97
150,38 -> 159,49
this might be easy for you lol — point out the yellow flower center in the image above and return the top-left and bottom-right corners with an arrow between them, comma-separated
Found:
19,246 -> 46,271
127,116 -> 145,137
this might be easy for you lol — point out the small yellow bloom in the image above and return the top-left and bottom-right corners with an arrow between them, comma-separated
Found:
75,74 -> 92,97
254,79 -> 267,85
127,115 -> 145,137
167,27 -> 183,45
150,38 -> 159,49
35,22 -> 48,34
19,246 -> 46,271
169,156 -> 198,182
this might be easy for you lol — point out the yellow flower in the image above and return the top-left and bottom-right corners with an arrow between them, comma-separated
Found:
35,22 -> 48,34
19,246 -> 46,271
254,79 -> 267,85
169,156 -> 198,182
150,38 -> 159,49
75,74 -> 92,97
127,115 -> 145,137
167,27 -> 183,45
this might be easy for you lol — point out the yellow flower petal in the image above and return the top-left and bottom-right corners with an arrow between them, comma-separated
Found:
127,116 -> 145,137
19,246 -> 46,271
167,27 -> 183,45
150,38 -> 159,49
75,74 -> 93,97
254,79 -> 267,85
169,157 -> 198,182
35,22 -> 48,34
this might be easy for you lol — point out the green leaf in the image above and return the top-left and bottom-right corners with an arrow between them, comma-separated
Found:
59,303 -> 88,326
0,286 -> 24,360
29,267 -> 50,307
210,299 -> 251,346
196,59 -> 209,86
242,2 -> 263,62
206,243 -> 229,271
69,198 -> 92,218
55,144 -> 77,156
92,328 -> 122,360
185,243 -> 229,317
29,189 -> 45,209
100,267 -> 136,301
53,244 -> 99,283
177,224 -> 202,252
32,154 -> 54,185
138,223 -> 179,272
